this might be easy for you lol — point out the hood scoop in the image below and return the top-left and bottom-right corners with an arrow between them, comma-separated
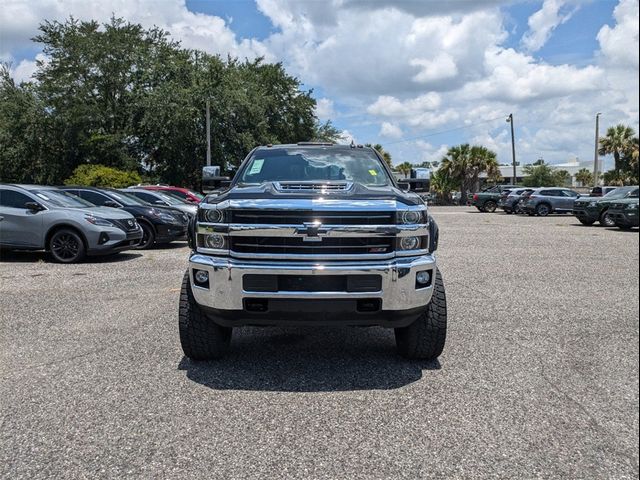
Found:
273,181 -> 354,193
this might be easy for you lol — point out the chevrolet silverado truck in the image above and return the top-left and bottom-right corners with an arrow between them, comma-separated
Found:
471,185 -> 518,212
179,143 -> 446,360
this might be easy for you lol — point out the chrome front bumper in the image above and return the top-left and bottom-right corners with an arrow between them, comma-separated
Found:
188,253 -> 436,312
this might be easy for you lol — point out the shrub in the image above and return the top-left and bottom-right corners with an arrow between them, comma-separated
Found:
64,164 -> 141,188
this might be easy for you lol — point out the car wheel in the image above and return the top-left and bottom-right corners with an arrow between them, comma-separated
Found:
135,222 -> 155,249
599,210 -> 615,227
395,268 -> 447,360
535,203 -> 551,217
49,229 -> 86,263
578,218 -> 595,226
178,271 -> 232,360
484,201 -> 497,213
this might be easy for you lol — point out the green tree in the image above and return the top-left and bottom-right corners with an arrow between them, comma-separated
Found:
575,168 -> 593,186
0,17 -> 326,188
365,143 -> 393,168
64,164 -> 141,187
522,161 -> 569,187
429,168 -> 457,204
396,161 -> 413,178
599,124 -> 636,175
439,144 -> 499,201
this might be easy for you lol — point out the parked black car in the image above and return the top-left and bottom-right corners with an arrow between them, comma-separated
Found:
60,187 -> 189,249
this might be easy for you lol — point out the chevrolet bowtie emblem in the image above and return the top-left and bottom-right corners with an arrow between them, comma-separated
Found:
295,222 -> 328,242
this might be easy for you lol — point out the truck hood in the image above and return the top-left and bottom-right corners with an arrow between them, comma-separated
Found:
204,182 -> 423,207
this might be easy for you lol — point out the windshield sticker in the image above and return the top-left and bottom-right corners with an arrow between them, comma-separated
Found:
249,159 -> 264,175
369,169 -> 377,176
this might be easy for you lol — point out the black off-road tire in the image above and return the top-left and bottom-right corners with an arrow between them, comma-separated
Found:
484,201 -> 497,213
49,228 -> 86,263
179,271 -> 232,360
395,269 -> 447,360
599,209 -> 615,227
535,203 -> 551,217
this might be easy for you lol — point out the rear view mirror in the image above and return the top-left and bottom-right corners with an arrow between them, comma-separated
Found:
25,202 -> 45,211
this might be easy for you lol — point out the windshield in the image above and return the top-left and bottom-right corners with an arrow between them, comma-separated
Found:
33,189 -> 94,208
238,148 -> 390,186
154,192 -> 184,205
602,187 -> 637,199
107,191 -> 150,206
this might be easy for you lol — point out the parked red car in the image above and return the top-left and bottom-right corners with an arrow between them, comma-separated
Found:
134,185 -> 205,204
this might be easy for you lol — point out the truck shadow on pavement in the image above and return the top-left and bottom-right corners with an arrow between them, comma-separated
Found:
178,326 -> 440,392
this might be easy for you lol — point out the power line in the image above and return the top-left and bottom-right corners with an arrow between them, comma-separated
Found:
384,115 -> 507,145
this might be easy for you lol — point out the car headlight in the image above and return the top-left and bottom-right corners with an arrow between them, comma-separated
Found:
399,210 -> 423,224
149,208 -> 179,223
589,201 -> 597,207
84,215 -> 113,227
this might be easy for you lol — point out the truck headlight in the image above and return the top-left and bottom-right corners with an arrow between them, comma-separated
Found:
203,208 -> 223,223
204,233 -> 226,249
400,210 -> 422,224
399,236 -> 420,250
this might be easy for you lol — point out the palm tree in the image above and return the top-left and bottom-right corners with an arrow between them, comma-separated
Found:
599,124 -> 636,175
575,168 -> 593,186
396,161 -> 413,178
440,144 -> 499,201
365,143 -> 393,168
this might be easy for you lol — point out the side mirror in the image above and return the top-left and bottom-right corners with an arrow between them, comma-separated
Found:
219,179 -> 232,188
103,200 -> 121,208
576,194 -> 581,198
25,202 -> 45,212
398,182 -> 411,193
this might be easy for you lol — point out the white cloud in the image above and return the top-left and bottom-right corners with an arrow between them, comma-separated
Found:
0,0 -> 270,62
597,0 -> 639,68
9,53 -> 47,83
521,0 -> 578,52
379,122 -> 403,139
315,98 -> 335,121
336,130 -> 357,145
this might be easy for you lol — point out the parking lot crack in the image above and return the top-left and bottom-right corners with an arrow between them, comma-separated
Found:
538,359 -> 639,475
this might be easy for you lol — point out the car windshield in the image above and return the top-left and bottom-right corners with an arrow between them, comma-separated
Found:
238,148 -> 390,186
33,189 -> 94,208
602,187 -> 637,199
153,192 -> 184,205
107,191 -> 150,206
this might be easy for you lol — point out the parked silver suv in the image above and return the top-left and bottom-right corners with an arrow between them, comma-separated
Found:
521,188 -> 580,216
0,184 -> 143,263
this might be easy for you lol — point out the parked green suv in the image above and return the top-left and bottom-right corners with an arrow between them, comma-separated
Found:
572,186 -> 639,226
607,196 -> 639,230
471,185 -> 518,212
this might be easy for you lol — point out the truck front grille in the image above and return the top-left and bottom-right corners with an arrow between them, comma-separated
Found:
230,236 -> 394,255
230,210 -> 394,225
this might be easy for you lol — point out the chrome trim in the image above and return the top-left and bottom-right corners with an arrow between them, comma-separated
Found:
199,198 -> 426,211
189,254 -> 436,311
197,223 -> 428,237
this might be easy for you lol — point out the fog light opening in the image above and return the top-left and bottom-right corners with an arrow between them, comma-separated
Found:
415,270 -> 432,288
193,269 -> 210,288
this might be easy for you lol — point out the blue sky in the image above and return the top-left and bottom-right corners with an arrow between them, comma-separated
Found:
2,0 -> 638,170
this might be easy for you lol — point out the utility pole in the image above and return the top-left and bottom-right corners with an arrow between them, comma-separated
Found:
206,99 -> 211,167
507,114 -> 517,184
593,113 -> 601,187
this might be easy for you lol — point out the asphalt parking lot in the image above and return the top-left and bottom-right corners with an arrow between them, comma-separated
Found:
1,206 -> 638,479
